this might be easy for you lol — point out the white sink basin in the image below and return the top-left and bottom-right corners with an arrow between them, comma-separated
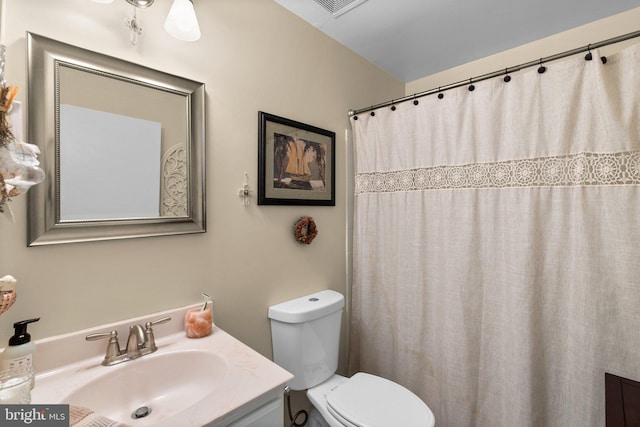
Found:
31,304 -> 293,427
61,350 -> 228,426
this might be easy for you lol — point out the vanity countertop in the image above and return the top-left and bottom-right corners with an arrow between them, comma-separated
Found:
30,304 -> 293,426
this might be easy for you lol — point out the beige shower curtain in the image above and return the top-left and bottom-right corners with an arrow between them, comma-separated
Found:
350,42 -> 640,426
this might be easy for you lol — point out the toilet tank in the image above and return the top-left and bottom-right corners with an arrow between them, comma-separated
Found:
268,290 -> 344,391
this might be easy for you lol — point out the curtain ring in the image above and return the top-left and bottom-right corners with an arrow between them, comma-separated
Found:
585,44 -> 593,61
413,95 -> 419,106
437,87 -> 444,99
390,100 -> 396,111
468,78 -> 475,92
503,68 -> 511,83
537,58 -> 547,74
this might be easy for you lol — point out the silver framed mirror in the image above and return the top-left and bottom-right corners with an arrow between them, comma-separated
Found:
27,33 -> 206,246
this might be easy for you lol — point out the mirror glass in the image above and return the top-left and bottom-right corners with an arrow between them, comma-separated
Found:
27,33 -> 206,245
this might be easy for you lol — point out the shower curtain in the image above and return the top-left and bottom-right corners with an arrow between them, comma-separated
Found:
350,42 -> 640,427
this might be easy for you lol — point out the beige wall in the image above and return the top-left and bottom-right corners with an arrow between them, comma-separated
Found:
0,0 -> 404,376
2,0 -> 639,381
406,7 -> 640,95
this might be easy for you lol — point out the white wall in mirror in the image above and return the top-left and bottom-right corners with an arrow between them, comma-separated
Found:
59,104 -> 162,221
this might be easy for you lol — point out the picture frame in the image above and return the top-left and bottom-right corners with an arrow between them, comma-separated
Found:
258,112 -> 335,206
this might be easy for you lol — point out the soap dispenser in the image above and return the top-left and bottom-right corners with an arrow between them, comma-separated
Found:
1,318 -> 40,387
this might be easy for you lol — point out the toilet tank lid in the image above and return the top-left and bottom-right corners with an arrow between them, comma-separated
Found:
268,290 -> 344,323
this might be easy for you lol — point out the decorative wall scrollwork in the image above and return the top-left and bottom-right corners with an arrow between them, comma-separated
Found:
161,144 -> 187,217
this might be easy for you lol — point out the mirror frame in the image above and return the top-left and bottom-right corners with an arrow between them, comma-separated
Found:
26,33 -> 206,246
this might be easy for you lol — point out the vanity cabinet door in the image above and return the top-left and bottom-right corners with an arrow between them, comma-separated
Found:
226,395 -> 284,427
606,373 -> 640,426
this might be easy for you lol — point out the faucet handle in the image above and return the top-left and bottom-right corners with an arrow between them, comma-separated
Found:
86,330 -> 122,365
144,316 -> 171,352
146,316 -> 171,328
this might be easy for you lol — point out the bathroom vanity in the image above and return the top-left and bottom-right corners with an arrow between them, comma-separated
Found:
30,304 -> 293,426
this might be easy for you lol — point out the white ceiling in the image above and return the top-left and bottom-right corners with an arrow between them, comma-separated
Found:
274,0 -> 640,82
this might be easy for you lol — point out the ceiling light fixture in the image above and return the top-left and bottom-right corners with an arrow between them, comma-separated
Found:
164,0 -> 201,42
90,0 -> 200,44
125,0 -> 155,7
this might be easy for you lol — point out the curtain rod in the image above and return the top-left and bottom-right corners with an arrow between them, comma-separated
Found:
348,29 -> 640,116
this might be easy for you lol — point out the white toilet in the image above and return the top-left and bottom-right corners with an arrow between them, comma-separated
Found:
268,289 -> 435,427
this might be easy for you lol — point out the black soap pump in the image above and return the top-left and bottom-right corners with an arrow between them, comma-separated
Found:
1,318 -> 40,387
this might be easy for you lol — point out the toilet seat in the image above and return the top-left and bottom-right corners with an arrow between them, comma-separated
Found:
325,373 -> 435,427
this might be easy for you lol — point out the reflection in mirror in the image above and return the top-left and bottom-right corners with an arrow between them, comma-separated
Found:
59,105 -> 162,220
27,33 -> 206,245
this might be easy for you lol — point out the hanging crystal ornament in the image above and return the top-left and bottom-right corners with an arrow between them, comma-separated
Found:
238,172 -> 254,205
125,7 -> 143,45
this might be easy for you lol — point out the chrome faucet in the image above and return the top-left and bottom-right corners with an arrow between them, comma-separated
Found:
86,316 -> 171,366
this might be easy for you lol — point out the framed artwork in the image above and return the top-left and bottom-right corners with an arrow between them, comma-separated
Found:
258,112 -> 335,206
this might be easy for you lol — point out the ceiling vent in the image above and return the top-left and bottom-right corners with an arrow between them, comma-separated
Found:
313,0 -> 370,17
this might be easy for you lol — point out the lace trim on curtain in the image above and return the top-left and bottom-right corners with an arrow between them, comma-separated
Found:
355,150 -> 640,194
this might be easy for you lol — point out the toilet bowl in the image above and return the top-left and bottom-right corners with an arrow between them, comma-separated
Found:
268,290 -> 435,427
